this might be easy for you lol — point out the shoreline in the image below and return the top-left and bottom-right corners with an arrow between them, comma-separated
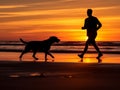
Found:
0,50 -> 120,54
0,52 -> 120,64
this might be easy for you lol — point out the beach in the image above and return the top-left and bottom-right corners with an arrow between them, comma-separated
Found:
0,41 -> 120,90
0,62 -> 120,90
0,52 -> 120,90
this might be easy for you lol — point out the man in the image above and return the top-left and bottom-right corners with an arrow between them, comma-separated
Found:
78,9 -> 103,59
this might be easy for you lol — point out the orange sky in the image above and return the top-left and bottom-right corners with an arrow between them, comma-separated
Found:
0,0 -> 120,41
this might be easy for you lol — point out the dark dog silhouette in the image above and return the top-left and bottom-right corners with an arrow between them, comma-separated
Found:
19,36 -> 60,62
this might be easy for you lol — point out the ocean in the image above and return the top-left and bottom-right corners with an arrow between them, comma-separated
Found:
0,41 -> 120,53
0,41 -> 120,63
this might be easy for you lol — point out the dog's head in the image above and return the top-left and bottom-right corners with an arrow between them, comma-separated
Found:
49,36 -> 60,43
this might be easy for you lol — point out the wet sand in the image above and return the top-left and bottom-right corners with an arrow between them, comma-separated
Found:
0,52 -> 120,63
0,61 -> 120,90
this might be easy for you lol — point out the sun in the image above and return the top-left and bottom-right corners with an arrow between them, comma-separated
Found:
85,36 -> 88,40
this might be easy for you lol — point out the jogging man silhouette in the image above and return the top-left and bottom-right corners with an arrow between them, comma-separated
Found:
78,9 -> 103,59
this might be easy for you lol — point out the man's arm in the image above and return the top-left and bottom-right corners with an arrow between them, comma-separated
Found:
82,19 -> 87,29
96,18 -> 102,30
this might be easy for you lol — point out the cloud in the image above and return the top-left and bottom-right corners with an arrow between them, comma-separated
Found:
0,23 -> 80,34
0,6 -> 119,23
0,0 -> 120,14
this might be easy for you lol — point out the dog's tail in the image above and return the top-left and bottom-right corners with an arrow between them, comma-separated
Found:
20,38 -> 27,44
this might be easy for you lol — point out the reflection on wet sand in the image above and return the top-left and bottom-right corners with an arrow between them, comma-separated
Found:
0,52 -> 120,63
80,58 -> 102,63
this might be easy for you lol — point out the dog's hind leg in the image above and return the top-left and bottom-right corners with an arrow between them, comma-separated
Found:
32,51 -> 39,60
19,46 -> 30,61
45,52 -> 48,62
19,50 -> 27,61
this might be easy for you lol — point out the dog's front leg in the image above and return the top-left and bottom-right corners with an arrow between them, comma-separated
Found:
45,52 -> 54,62
48,52 -> 55,62
47,52 -> 54,58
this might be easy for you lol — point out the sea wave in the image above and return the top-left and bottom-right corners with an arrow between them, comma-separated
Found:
0,41 -> 120,53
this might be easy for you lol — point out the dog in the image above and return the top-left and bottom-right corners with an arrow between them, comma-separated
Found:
19,36 -> 60,62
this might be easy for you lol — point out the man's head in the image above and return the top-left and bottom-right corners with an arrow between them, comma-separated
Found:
87,9 -> 93,17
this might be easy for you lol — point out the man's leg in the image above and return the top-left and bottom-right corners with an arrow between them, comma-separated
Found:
92,40 -> 103,58
78,40 -> 89,58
